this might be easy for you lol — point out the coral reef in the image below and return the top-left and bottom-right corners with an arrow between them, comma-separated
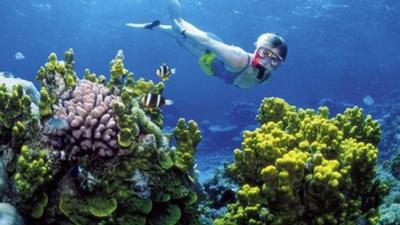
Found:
0,49 -> 203,225
365,90 -> 400,159
215,97 -> 386,225
199,164 -> 238,224
389,155 -> 400,180
380,204 -> 400,225
378,156 -> 400,225
369,90 -> 400,224
2,49 -> 396,225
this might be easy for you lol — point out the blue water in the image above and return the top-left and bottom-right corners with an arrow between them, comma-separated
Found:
1,0 -> 400,179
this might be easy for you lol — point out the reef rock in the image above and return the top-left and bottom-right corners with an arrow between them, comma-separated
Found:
0,203 -> 24,225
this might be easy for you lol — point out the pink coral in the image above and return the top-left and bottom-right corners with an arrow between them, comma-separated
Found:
47,80 -> 119,159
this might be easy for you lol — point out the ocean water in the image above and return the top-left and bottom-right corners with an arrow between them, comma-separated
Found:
1,0 -> 400,224
2,0 -> 400,173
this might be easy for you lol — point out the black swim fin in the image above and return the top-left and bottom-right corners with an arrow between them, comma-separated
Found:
144,20 -> 161,29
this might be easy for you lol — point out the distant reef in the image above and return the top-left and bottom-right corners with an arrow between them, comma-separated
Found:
0,49 -> 392,225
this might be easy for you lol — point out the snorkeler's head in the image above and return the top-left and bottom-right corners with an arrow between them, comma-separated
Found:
253,33 -> 287,70
255,33 -> 287,61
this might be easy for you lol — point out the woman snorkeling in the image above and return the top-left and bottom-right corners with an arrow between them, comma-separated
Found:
126,0 -> 288,88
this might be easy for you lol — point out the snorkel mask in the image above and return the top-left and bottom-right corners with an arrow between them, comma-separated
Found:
251,46 -> 283,79
252,47 -> 283,68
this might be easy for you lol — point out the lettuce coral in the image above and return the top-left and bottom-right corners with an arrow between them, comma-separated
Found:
215,97 -> 386,225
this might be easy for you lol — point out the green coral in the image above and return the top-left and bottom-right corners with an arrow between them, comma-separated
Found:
14,145 -> 52,201
59,194 -> 92,225
45,53 -> 58,71
108,53 -> 166,148
59,194 -> 118,224
173,118 -> 201,173
99,136 -> 200,225
31,193 -> 48,219
130,102 -> 164,145
159,151 -> 174,170
110,58 -> 128,86
184,191 -> 199,206
63,48 -> 78,88
39,87 -> 53,117
217,97 -> 385,225
127,78 -> 165,128
113,96 -> 138,149
106,50 -> 166,127
0,83 -> 34,149
113,99 -> 157,149
113,87 -> 162,149
14,145 -> 53,218
133,78 -> 154,96
83,69 -> 106,84
125,196 -> 153,214
38,49 -> 77,89
36,49 -> 78,119
87,197 -> 117,218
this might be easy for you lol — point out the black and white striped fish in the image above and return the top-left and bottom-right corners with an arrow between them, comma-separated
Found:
156,63 -> 176,81
141,93 -> 173,109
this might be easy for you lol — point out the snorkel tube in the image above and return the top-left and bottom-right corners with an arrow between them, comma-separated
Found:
251,50 -> 267,80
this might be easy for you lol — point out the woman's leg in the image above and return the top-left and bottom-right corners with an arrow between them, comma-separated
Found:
168,0 -> 207,38
168,0 -> 183,32
126,0 -> 210,56
168,0 -> 182,22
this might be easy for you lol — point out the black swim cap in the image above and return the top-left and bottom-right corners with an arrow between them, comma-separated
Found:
256,33 -> 288,61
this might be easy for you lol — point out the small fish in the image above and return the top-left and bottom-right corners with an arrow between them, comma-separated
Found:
141,93 -> 173,109
156,63 -> 176,81
15,52 -> 25,60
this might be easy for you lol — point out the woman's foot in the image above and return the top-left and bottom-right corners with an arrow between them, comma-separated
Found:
144,20 -> 161,29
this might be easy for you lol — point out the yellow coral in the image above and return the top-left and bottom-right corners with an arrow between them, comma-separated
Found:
217,97 -> 384,225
